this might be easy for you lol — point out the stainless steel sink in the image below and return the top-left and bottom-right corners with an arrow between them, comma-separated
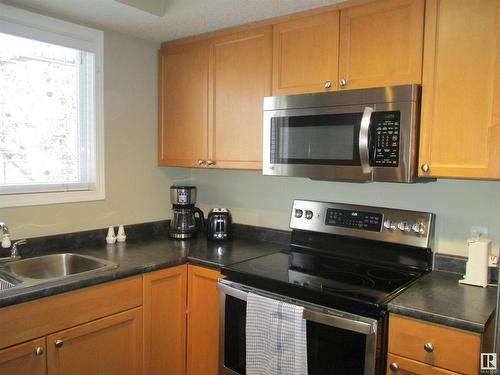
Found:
0,253 -> 118,281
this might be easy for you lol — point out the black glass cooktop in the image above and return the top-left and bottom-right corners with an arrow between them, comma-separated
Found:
222,250 -> 425,317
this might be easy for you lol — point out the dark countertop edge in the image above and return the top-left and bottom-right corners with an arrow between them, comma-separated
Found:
388,302 -> 492,334
0,257 -> 229,308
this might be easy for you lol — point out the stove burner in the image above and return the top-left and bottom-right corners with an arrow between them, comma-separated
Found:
321,271 -> 375,289
366,268 -> 409,282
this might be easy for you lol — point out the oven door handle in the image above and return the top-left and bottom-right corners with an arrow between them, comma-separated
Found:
358,106 -> 374,175
218,281 -> 376,336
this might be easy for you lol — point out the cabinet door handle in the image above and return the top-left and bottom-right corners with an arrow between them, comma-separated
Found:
34,346 -> 44,356
54,339 -> 64,349
389,362 -> 399,372
339,79 -> 347,87
324,81 -> 332,89
421,163 -> 430,173
197,159 -> 205,166
424,342 -> 434,352
207,160 -> 215,166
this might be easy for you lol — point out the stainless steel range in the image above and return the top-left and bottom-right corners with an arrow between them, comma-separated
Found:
218,199 -> 434,375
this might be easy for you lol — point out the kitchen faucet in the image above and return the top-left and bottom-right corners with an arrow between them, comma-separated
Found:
0,222 -> 26,262
0,239 -> 26,263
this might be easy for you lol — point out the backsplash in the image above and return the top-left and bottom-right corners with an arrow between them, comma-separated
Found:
166,167 -> 500,257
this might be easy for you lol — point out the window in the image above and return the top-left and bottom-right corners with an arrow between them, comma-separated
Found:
0,4 -> 104,207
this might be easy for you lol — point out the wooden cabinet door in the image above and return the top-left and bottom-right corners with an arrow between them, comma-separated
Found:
158,41 -> 208,167
272,11 -> 339,95
0,338 -> 46,375
419,0 -> 500,179
47,308 -> 142,375
187,265 -> 222,375
143,265 -> 187,375
208,27 -> 272,170
387,353 -> 461,375
338,0 -> 424,90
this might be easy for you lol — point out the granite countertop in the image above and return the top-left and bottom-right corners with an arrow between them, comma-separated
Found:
388,271 -> 497,333
0,235 -> 285,308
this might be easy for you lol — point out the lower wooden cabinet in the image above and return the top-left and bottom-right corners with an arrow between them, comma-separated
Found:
0,277 -> 143,375
47,308 -> 143,375
143,265 -> 187,375
187,265 -> 222,375
387,353 -> 460,374
0,338 -> 46,375
388,314 -> 483,375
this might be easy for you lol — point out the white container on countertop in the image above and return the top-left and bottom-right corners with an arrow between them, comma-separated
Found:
459,237 -> 491,288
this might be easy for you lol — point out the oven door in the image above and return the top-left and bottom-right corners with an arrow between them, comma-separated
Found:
218,280 -> 378,375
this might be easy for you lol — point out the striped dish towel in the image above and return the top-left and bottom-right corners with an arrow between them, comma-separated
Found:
246,292 -> 308,375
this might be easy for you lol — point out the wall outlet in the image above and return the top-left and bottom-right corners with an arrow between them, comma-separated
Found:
470,226 -> 489,238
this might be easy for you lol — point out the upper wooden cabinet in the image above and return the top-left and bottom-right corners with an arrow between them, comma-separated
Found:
158,41 -> 209,167
158,28 -> 271,170
208,27 -> 272,169
338,0 -> 424,90
272,11 -> 339,95
271,0 -> 424,95
418,0 -> 500,179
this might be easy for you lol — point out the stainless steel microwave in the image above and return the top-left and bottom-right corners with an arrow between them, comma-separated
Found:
263,85 -> 420,182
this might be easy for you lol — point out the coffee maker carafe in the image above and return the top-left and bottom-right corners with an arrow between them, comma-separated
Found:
169,186 -> 205,239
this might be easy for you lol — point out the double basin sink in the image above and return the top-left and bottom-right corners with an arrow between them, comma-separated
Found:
0,253 -> 118,291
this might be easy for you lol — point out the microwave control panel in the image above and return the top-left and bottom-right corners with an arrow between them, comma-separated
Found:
372,111 -> 400,167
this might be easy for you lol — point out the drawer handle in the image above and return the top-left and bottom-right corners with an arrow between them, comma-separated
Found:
389,362 -> 399,372
54,339 -> 64,349
324,81 -> 332,89
197,159 -> 205,166
34,346 -> 44,356
424,342 -> 434,352
207,160 -> 215,166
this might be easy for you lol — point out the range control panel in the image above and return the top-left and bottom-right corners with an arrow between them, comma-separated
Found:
325,208 -> 382,232
371,111 -> 400,167
290,200 -> 434,248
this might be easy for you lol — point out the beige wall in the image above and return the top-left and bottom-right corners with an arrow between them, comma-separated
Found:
175,168 -> 500,257
1,31 -> 184,239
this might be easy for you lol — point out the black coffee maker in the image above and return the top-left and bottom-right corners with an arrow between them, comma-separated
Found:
207,208 -> 232,241
169,186 -> 205,239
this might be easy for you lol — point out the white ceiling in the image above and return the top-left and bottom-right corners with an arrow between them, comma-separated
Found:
4,0 -> 343,43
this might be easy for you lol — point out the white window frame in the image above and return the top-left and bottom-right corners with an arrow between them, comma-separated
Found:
0,4 -> 105,208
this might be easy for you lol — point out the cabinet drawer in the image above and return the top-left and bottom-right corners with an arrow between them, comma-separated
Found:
388,314 -> 480,374
387,353 -> 460,374
0,276 -> 142,350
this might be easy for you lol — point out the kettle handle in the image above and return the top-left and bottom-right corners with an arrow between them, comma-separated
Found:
193,207 -> 205,230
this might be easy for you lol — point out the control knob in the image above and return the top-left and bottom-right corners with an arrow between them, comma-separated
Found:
304,210 -> 313,220
397,221 -> 411,232
294,209 -> 303,218
383,220 -> 397,230
412,222 -> 426,235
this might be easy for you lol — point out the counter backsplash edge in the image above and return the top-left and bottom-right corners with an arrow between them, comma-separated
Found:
2,220 -> 465,273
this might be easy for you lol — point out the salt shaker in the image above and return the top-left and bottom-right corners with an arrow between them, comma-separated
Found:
106,226 -> 116,244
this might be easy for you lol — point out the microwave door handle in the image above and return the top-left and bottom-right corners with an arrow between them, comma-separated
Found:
359,106 -> 374,174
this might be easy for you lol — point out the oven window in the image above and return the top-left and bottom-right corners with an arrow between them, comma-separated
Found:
223,295 -> 368,375
270,113 -> 362,165
224,295 -> 247,373
307,320 -> 366,374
